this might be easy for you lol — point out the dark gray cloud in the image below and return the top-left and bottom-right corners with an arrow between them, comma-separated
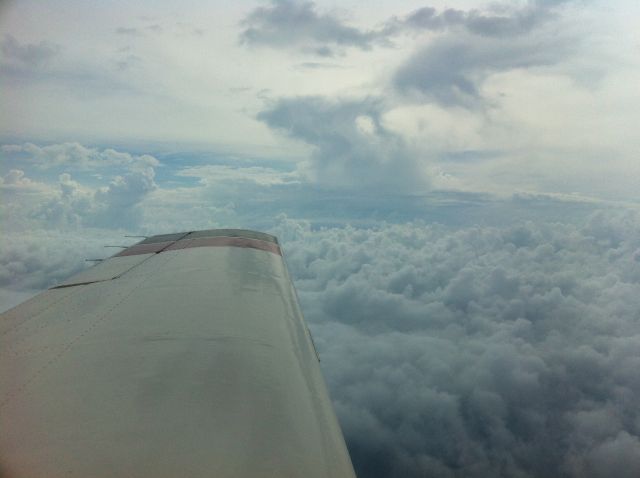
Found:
391,1 -> 577,107
271,210 -> 640,477
240,0 -> 573,56
1,34 -> 60,67
388,0 -> 568,38
0,34 -> 61,77
240,0 -> 388,56
257,96 -> 428,191
115,27 -> 141,36
242,1 -> 578,108
394,31 -> 574,108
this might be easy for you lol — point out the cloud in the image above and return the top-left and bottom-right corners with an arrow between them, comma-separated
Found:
388,1 -> 581,108
177,164 -> 299,186
34,167 -> 157,229
0,232 -> 91,291
394,31 -> 575,108
257,96 -> 428,191
240,0 -> 387,56
0,228 -> 132,304
1,34 -> 60,68
115,27 -> 141,36
388,0 -> 568,38
0,169 -> 35,188
1,142 -> 159,170
580,431 -> 640,478
269,210 -> 640,477
240,0 -> 574,57
240,1 -> 582,112
1,143 -> 160,230
0,33 -> 148,98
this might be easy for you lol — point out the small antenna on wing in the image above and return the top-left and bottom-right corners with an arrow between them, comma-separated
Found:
124,235 -> 149,238
85,259 -> 104,262
104,245 -> 129,248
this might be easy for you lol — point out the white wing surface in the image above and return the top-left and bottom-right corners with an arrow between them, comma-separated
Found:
0,229 -> 356,478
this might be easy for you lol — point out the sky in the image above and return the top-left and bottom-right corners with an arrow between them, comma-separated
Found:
2,0 -> 640,476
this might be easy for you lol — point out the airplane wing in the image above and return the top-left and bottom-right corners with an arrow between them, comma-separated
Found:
0,229 -> 356,478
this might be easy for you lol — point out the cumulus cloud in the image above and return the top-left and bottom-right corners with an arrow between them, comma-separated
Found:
1,143 -> 160,230
0,169 -> 35,188
240,0 -> 388,56
0,230 -> 115,293
270,210 -> 640,477
0,227 -> 136,314
35,167 -> 157,229
257,96 -> 428,191
1,142 -> 159,170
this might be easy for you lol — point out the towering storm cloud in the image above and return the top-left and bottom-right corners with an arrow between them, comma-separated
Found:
258,96 -> 427,191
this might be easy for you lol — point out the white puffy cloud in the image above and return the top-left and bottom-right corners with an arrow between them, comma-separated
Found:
1,142 -> 159,170
34,167 -> 157,229
0,169 -> 36,188
0,229 -> 125,294
270,211 -> 640,477
1,143 -> 159,230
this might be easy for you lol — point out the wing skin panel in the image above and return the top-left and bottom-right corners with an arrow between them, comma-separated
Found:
0,288 -> 76,336
54,253 -> 155,287
0,232 -> 356,478
114,242 -> 173,257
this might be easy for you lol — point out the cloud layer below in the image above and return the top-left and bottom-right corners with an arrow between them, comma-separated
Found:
274,212 -> 640,477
